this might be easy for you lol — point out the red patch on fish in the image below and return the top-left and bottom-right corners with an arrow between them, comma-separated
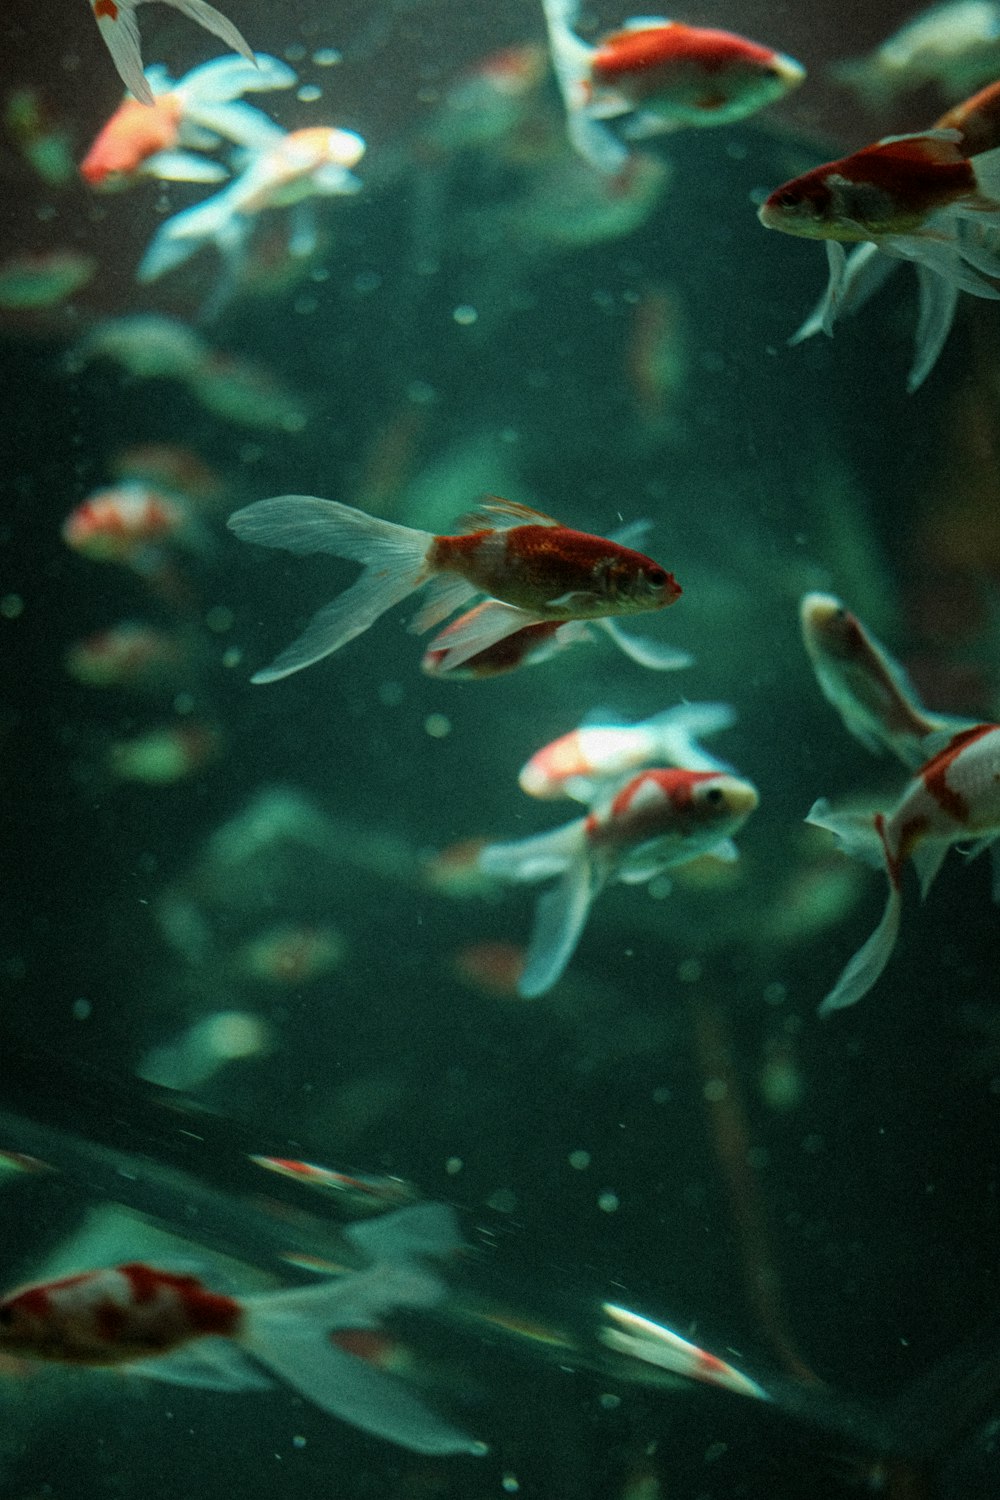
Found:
94,0 -> 119,19
919,723 -> 994,822
593,24 -> 777,81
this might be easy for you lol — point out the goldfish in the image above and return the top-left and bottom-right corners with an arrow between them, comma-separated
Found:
541,0 -> 803,173
807,723 -> 1000,1013
599,1303 -> 769,1400
64,622 -> 190,689
479,767 -> 758,998
108,721 -> 222,783
833,2 -> 1000,109
0,1202 -> 480,1454
250,1157 -> 420,1212
62,484 -> 203,574
86,0 -> 255,108
228,495 -> 681,682
138,121 -> 366,287
80,54 -> 296,189
422,604 -> 691,677
786,92 -> 1000,390
518,702 -> 736,802
0,251 -> 96,310
800,593 -> 974,767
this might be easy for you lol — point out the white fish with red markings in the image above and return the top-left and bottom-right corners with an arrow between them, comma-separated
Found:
250,1156 -> 420,1213
480,766 -> 758,998
808,723 -> 1000,1014
86,0 -> 256,108
519,702 -> 736,802
800,592 -> 976,767
0,1203 -> 482,1455
227,495 -> 681,682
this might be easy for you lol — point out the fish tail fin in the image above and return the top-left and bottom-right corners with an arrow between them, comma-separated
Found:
596,617 -> 693,671
162,0 -> 256,66
137,185 -> 243,282
518,853 -> 601,997
645,701 -> 737,771
478,818 -> 588,885
241,1263 -> 481,1455
807,800 -> 903,1014
227,497 -> 434,681
175,52 -> 296,109
91,0 -> 154,105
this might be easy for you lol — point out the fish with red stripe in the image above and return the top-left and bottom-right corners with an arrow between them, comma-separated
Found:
0,1204 -> 481,1454
479,766 -> 758,997
808,723 -> 1000,1014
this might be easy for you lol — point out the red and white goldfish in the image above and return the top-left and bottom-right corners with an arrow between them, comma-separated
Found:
599,1303 -> 769,1401
541,0 -> 803,173
80,54 -> 295,188
62,484 -> 201,571
422,605 -> 690,678
228,495 -> 681,682
0,1203 -> 479,1454
64,621 -> 191,689
519,702 -> 736,801
800,593 -> 973,767
86,0 -> 255,108
789,87 -> 1000,390
808,723 -> 1000,1014
138,121 -> 365,285
250,1156 -> 419,1212
479,767 -> 758,997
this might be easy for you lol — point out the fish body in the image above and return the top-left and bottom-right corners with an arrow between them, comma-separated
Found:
227,495 -> 680,682
80,55 -> 296,188
937,78 -> 1000,155
86,0 -> 256,108
0,1204 -> 480,1453
64,622 -> 189,689
587,21 -> 804,130
799,593 -> 969,766
758,130 -> 998,242
540,0 -> 803,173
808,723 -> 1000,1013
138,123 -> 365,283
519,702 -> 735,801
479,767 -> 758,997
250,1157 -> 419,1211
62,485 -> 197,569
422,604 -> 690,677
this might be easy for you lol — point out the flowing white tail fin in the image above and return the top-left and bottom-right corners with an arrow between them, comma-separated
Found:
518,855 -> 601,997
240,1202 -> 482,1454
228,497 -> 435,680
806,799 -> 903,1014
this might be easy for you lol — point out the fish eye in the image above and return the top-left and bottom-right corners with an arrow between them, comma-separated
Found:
647,567 -> 668,587
704,786 -> 725,805
773,190 -> 800,209
0,1306 -> 14,1326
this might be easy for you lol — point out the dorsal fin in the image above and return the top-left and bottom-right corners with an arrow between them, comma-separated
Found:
870,128 -> 964,165
454,496 -> 561,532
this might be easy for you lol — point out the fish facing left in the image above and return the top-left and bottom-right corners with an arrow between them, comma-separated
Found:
227,494 -> 681,682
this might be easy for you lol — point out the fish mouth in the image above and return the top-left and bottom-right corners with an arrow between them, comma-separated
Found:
721,778 -> 760,817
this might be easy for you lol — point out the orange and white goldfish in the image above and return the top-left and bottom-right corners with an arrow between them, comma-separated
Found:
789,86 -> 1000,390
228,495 -> 681,682
479,767 -> 758,997
80,54 -> 295,188
138,121 -> 365,286
250,1156 -> 419,1212
541,0 -> 803,173
833,2 -> 1000,109
800,593 -> 973,766
0,1203 -> 480,1454
62,484 -> 202,571
422,605 -> 690,678
86,0 -> 255,108
519,702 -> 736,802
808,723 -> 1000,1014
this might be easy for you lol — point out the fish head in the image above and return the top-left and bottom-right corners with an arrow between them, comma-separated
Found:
800,591 -> 864,664
758,167 -> 844,238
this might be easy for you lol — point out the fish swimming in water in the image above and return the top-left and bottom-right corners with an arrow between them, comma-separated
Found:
86,0 -> 255,108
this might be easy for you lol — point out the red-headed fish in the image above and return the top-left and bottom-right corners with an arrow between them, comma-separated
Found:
80,55 -> 295,189
808,723 -> 1000,1013
228,495 -> 681,682
0,1203 -> 479,1454
86,0 -> 255,108
479,766 -> 757,997
542,0 -> 803,173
